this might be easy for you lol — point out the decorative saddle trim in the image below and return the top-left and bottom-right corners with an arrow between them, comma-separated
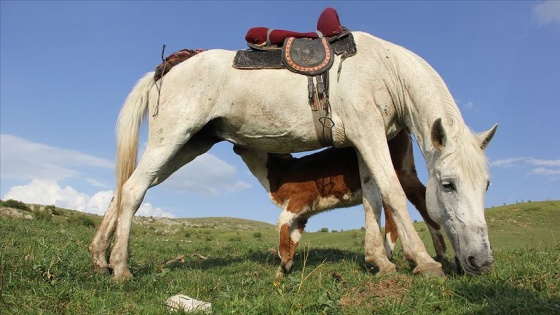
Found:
282,36 -> 334,76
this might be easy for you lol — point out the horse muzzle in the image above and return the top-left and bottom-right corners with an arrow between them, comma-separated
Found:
457,252 -> 493,275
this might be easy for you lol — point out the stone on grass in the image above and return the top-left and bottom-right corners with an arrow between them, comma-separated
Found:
166,294 -> 211,313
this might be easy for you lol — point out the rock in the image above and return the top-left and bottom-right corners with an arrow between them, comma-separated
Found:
166,294 -> 211,313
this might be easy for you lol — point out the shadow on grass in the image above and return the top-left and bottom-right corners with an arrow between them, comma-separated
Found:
447,282 -> 560,314
144,246 -> 461,278
132,247 -> 364,277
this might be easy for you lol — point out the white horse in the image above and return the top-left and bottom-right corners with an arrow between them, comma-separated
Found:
89,31 -> 497,280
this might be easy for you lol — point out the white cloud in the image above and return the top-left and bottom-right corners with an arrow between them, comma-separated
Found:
455,99 -> 476,111
533,1 -> 560,28
491,157 -> 560,179
136,202 -> 175,218
2,134 -> 249,198
526,158 -> 560,167
85,190 -> 115,215
530,167 -> 560,176
490,157 -> 527,168
2,179 -> 174,217
3,179 -> 91,211
0,134 -> 113,182
161,153 -> 251,196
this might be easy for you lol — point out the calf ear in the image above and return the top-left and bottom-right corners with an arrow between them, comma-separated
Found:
476,124 -> 498,150
431,118 -> 447,151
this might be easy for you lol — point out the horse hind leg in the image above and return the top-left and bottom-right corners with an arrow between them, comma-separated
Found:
89,196 -> 118,274
109,135 -> 217,281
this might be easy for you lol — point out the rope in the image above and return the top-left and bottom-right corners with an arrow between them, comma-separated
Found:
153,44 -> 167,117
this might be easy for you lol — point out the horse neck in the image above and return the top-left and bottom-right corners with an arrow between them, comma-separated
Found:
395,57 -> 467,166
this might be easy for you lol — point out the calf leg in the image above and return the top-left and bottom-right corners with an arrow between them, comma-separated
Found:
277,211 -> 307,273
383,202 -> 398,260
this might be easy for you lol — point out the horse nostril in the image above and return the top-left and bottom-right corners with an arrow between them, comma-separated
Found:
467,256 -> 479,268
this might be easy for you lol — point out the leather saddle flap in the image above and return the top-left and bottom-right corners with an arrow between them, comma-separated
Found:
281,37 -> 334,76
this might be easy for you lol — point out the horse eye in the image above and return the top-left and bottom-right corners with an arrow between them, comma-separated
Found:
442,181 -> 456,192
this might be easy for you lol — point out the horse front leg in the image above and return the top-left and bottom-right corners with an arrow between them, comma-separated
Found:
359,156 -> 397,274
355,138 -> 444,277
395,136 -> 447,261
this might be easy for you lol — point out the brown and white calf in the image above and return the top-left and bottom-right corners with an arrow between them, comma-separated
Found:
233,129 -> 446,274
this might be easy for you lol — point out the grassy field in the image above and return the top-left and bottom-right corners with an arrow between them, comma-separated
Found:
1,200 -> 559,314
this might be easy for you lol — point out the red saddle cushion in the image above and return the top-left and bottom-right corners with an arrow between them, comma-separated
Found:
316,7 -> 343,36
245,7 -> 343,47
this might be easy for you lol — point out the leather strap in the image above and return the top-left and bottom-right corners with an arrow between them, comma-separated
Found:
266,29 -> 274,46
308,74 -> 333,147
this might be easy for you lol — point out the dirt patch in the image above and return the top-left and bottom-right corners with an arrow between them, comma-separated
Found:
340,274 -> 412,308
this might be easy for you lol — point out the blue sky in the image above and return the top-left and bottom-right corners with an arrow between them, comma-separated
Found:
1,1 -> 559,232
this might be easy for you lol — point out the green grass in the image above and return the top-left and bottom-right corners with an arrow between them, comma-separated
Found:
1,201 -> 559,314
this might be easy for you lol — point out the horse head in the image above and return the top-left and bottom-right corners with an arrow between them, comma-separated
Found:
426,118 -> 498,274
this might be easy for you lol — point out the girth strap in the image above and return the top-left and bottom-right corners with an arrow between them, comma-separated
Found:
308,74 -> 334,147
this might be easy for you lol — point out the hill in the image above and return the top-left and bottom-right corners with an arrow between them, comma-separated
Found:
0,200 -> 558,314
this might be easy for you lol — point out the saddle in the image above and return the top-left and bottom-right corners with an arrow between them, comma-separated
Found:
233,7 -> 357,147
151,8 -> 355,147
154,48 -> 204,81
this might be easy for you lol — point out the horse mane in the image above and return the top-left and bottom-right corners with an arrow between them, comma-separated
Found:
394,46 -> 489,184
442,124 -> 489,184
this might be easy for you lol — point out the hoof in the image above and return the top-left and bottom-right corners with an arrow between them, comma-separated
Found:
378,263 -> 397,276
113,272 -> 133,282
282,260 -> 294,274
93,265 -> 110,275
413,262 -> 445,277
111,266 -> 133,281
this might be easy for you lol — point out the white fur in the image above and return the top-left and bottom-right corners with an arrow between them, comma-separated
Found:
90,32 -> 497,280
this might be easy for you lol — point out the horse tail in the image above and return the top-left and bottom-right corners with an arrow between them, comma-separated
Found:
114,72 -> 156,212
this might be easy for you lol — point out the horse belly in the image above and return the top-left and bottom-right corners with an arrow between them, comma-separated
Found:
215,90 -> 329,153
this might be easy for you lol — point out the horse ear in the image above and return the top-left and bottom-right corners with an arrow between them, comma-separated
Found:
476,123 -> 498,150
431,118 -> 447,151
